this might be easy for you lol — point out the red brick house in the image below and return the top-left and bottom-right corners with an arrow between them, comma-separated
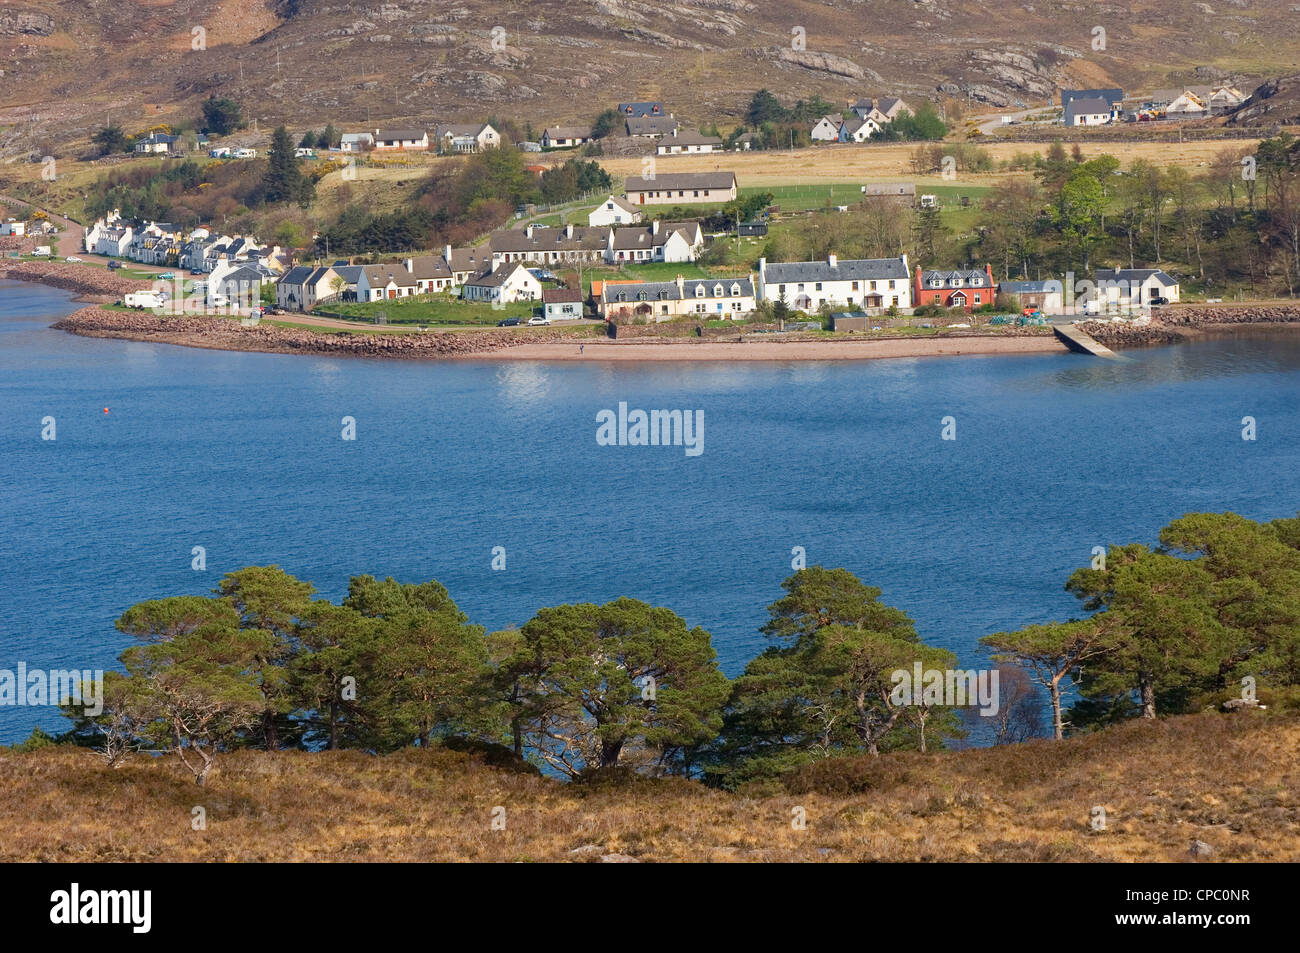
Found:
912,264 -> 996,311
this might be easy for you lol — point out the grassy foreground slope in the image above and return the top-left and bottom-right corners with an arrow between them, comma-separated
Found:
2,712 -> 1295,862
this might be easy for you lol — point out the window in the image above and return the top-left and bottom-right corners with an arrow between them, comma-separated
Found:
713,284 -> 724,297
797,283 -> 805,292
731,283 -> 741,295
695,285 -> 705,297
852,281 -> 860,291
974,295 -> 981,304
815,282 -> 823,291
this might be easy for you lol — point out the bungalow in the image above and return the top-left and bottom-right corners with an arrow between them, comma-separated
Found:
134,132 -> 182,154
277,265 -> 340,311
757,254 -> 912,313
655,129 -> 723,155
623,171 -> 738,206
1062,88 -> 1123,108
372,128 -> 429,151
733,132 -> 757,151
340,132 -> 374,152
998,279 -> 1064,314
601,274 -> 757,322
461,262 -> 543,305
1091,268 -> 1180,310
1065,97 -> 1116,126
605,220 -> 702,264
489,223 -> 608,266
542,288 -> 585,321
588,194 -> 643,227
541,126 -> 593,149
626,115 -> 680,138
861,182 -> 917,204
434,123 -> 501,154
913,265 -> 997,311
618,102 -> 665,118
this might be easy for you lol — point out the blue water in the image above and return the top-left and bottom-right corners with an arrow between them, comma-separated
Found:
2,277 -> 1299,743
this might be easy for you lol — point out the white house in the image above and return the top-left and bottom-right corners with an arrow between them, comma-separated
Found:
461,262 -> 543,305
372,128 -> 429,151
600,274 -> 757,322
434,123 -> 501,153
588,195 -> 643,227
604,221 -> 702,264
757,254 -> 912,313
1065,97 -> 1115,126
92,225 -> 135,258
0,219 -> 26,236
134,132 -> 181,154
623,171 -> 738,206
356,256 -> 455,301
340,132 -> 373,152
810,116 -> 843,142
1090,268 -> 1180,311
655,129 -> 723,155
541,126 -> 592,149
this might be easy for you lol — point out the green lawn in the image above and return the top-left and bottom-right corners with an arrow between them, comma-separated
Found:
321,293 -> 535,327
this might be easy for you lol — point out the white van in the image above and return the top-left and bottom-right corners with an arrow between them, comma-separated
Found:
233,148 -> 256,159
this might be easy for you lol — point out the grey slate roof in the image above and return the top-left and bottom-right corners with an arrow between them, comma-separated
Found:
624,172 -> 736,192
602,276 -> 755,304
1095,268 -> 1177,287
763,257 -> 909,284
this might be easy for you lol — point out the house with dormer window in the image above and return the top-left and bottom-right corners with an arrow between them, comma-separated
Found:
599,273 -> 756,321
912,264 -> 996,311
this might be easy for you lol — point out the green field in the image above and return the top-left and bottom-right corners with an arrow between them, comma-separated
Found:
322,294 -> 532,327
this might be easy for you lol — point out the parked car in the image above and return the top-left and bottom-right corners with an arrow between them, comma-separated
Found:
497,317 -> 521,327
527,316 -> 550,326
157,272 -> 176,280
527,268 -> 558,282
190,269 -> 204,276
1150,296 -> 1169,305
64,256 -> 82,263
106,260 -> 122,269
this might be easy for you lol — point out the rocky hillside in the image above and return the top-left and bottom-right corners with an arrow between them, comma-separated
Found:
3,0 -> 1298,155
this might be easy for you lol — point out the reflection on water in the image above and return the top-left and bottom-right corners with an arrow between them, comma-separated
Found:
2,282 -> 1300,746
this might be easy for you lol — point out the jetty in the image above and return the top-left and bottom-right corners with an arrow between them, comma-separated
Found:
1054,323 -> 1117,357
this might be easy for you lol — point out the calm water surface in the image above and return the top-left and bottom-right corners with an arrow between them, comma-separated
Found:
2,278 -> 1298,742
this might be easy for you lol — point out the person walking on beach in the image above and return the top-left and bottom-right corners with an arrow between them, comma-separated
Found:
580,344 -> 584,355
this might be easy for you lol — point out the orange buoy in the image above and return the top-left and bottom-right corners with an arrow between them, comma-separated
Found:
103,408 -> 109,414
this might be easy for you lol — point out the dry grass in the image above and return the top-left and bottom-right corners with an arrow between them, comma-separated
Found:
2,713 -> 1294,862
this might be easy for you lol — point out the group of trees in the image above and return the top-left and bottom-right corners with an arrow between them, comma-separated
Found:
970,134 -> 1300,294
985,512 -> 1300,737
318,150 -> 610,255
44,511 -> 1299,787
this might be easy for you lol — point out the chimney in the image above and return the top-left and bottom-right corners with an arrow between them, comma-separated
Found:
403,257 -> 414,272
828,253 -> 838,268
565,223 -> 574,239
651,219 -> 660,236
676,274 -> 685,297
526,224 -> 536,238
444,244 -> 453,264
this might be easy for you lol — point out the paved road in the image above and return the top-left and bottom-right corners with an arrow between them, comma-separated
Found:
0,193 -> 83,257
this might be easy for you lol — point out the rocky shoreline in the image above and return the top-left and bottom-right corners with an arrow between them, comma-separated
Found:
51,306 -> 590,358
0,260 -> 150,299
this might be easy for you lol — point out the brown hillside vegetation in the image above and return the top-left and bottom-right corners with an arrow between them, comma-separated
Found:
4,0 -> 1300,155
3,712 -> 1296,862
